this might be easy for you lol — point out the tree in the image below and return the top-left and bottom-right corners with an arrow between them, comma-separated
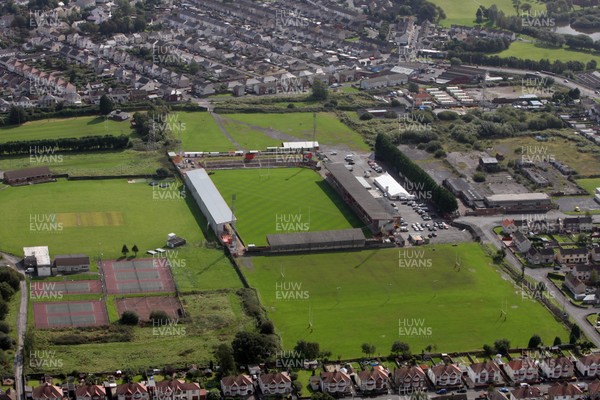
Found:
476,7 -> 484,23
591,270 -> 600,287
311,79 -> 329,101
207,389 -> 221,400
0,321 -> 9,334
260,320 -> 275,335
99,94 -> 114,116
473,172 -> 486,182
391,341 -> 411,357
8,106 -> 27,125
231,331 -> 278,365
214,344 -> 235,377
553,336 -> 562,346
361,343 -> 376,358
408,82 -> 419,93
576,233 -> 590,247
0,300 -> 8,320
493,339 -> 510,355
149,310 -> 170,325
132,244 -> 139,257
528,334 -> 542,348
311,392 -> 335,400
0,269 -> 20,291
482,344 -> 494,357
0,283 -> 15,302
120,310 -> 139,325
121,244 -> 129,257
569,324 -> 581,344
294,340 -> 320,360
0,334 -> 13,351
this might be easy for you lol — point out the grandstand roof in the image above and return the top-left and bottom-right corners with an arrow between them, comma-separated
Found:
185,169 -> 235,226
267,228 -> 366,247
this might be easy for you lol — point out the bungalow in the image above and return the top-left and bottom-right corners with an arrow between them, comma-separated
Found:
564,272 -> 586,300
539,357 -> 574,379
356,366 -> 390,393
320,371 -> 352,395
53,255 -> 90,274
115,383 -> 149,400
427,364 -> 462,387
4,166 -> 53,186
513,231 -> 532,254
511,386 -> 544,400
467,361 -> 501,385
153,379 -> 202,400
576,354 -> 600,377
526,247 -> 555,265
547,383 -> 583,400
220,375 -> 253,397
32,383 -> 64,400
258,372 -> 292,396
588,379 -> 600,400
479,156 -> 499,172
557,247 -> 589,265
75,385 -> 106,400
504,358 -> 539,383
394,366 -> 426,393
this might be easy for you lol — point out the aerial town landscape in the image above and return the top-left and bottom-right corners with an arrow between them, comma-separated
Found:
2,1 -> 600,400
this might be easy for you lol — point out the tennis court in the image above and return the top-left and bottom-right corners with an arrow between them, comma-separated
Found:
30,280 -> 101,298
33,300 -> 109,329
101,258 -> 176,295
115,296 -> 184,321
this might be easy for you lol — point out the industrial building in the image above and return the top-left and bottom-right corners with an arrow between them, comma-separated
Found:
184,169 -> 236,236
23,246 -> 51,277
484,193 -> 553,213
373,173 -> 415,200
325,163 -> 395,233
443,178 -> 485,208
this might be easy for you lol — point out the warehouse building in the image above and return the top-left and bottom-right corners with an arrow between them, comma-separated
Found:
184,169 -> 236,236
325,163 -> 396,233
484,193 -> 553,213
267,228 -> 366,253
443,178 -> 485,208
373,172 -> 415,200
3,166 -> 53,186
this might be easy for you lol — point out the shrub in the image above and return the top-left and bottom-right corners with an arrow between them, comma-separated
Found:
120,310 -> 139,325
360,112 -> 374,120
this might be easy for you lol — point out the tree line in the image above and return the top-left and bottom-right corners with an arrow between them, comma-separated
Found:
0,135 -> 130,155
375,133 -> 458,214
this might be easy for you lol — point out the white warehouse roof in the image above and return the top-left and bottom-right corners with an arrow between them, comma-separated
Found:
185,169 -> 235,226
282,141 -> 319,149
23,246 -> 51,266
373,173 -> 414,199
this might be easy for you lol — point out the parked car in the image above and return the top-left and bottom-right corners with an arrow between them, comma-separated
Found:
436,389 -> 447,395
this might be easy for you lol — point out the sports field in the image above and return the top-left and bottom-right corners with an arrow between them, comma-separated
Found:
224,112 -> 370,151
497,40 -> 600,64
430,0 -> 545,26
177,111 -> 235,152
0,150 -> 166,177
0,116 -> 133,143
242,243 -> 566,356
576,178 -> 600,195
210,168 -> 363,245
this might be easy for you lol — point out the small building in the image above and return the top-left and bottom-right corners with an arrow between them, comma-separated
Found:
153,379 -> 202,400
444,178 -> 485,208
479,156 -> 499,172
504,358 -> 538,383
320,371 -> 352,395
427,364 -> 462,387
53,255 -> 90,274
115,383 -> 148,400
23,246 -> 51,277
557,247 -> 588,265
588,379 -> 600,400
166,233 -> 186,248
547,383 -> 582,400
394,366 -> 426,393
32,383 -> 63,400
75,384 -> 106,400
356,366 -> 390,393
512,231 -> 532,254
109,109 -> 130,121
539,357 -> 574,379
526,247 -> 555,265
4,166 -> 53,186
484,193 -> 553,212
577,354 -> 600,377
467,361 -> 502,385
511,385 -> 544,400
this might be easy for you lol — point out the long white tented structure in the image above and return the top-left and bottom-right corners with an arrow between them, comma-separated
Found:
373,172 -> 415,200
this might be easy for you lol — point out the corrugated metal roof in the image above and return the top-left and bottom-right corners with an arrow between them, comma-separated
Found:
185,169 -> 235,226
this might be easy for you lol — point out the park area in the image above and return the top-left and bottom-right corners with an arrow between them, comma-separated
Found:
241,243 -> 567,357
210,167 -> 363,246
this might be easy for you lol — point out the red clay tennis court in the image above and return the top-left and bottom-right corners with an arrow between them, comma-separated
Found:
30,280 -> 101,298
101,258 -> 176,295
115,296 -> 183,321
33,300 -> 109,329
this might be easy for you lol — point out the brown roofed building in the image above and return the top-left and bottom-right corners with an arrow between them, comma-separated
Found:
320,371 -> 352,395
547,383 -> 583,400
589,379 -> 600,400
0,389 -> 17,400
153,379 -> 202,400
3,166 -> 53,186
75,385 -> 106,400
53,255 -> 90,274
511,385 -> 544,400
220,375 -> 253,397
258,372 -> 292,395
115,383 -> 149,400
32,382 -> 64,400
467,361 -> 502,385
356,366 -> 390,393
394,366 -> 426,393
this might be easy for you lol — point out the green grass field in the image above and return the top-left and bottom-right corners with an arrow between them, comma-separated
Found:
242,243 -> 566,356
30,291 -> 253,373
497,40 -> 600,64
210,168 -> 363,246
576,178 -> 600,195
430,0 -> 545,26
177,111 -> 234,152
221,119 -> 281,150
225,112 -> 370,152
0,150 -> 166,177
0,116 -> 133,143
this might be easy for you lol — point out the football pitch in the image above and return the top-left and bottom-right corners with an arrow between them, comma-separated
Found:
243,243 -> 567,357
209,167 -> 363,246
